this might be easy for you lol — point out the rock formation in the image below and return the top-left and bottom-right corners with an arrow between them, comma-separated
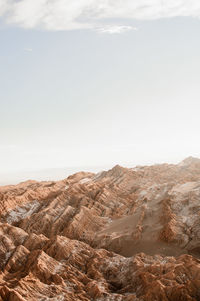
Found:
0,157 -> 200,300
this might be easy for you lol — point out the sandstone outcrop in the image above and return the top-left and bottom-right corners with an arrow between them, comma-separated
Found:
0,157 -> 200,300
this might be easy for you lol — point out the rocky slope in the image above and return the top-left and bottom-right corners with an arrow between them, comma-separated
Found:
0,157 -> 200,300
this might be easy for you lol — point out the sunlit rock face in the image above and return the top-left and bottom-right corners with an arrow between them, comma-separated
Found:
1,158 -> 200,300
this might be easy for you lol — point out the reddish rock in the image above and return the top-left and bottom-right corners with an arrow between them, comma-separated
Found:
0,158 -> 200,300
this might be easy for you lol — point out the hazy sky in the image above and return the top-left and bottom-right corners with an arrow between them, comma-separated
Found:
0,0 -> 200,174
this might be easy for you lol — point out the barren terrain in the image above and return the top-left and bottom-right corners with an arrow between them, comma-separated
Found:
1,157 -> 200,300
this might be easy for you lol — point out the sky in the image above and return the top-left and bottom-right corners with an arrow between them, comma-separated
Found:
0,0 -> 200,180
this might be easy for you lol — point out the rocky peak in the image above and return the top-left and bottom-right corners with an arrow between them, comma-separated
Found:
179,156 -> 200,167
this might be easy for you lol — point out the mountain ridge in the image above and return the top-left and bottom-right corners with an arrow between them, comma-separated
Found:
0,158 -> 200,300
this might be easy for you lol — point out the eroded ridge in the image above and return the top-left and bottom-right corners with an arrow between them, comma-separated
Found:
1,157 -> 200,300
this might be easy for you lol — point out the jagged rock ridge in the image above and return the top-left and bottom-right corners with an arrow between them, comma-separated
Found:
0,158 -> 200,300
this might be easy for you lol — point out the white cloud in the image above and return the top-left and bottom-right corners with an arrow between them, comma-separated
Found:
24,48 -> 33,52
0,1 -> 10,16
97,25 -> 136,34
0,0 -> 200,32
